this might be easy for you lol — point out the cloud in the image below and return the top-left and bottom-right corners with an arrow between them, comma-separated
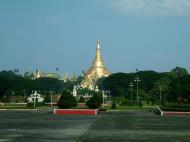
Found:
108,0 -> 190,16
48,15 -> 64,24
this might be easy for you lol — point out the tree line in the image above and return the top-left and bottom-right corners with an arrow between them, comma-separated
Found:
0,66 -> 190,104
98,67 -> 190,104
0,70 -> 79,102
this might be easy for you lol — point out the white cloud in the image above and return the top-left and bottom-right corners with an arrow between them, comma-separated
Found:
108,0 -> 190,16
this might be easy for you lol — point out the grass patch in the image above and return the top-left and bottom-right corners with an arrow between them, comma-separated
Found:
0,103 -> 27,109
104,105 -> 156,111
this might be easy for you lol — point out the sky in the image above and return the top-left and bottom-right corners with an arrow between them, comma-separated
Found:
1,0 -> 190,76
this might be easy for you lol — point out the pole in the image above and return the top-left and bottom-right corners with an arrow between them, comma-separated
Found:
102,91 -> 104,108
34,95 -> 36,108
129,82 -> 134,102
11,91 -> 13,103
134,76 -> 140,102
130,88 -> 132,102
160,87 -> 162,102
137,81 -> 138,102
51,91 -> 53,107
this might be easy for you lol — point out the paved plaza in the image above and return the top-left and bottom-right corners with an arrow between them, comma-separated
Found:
0,110 -> 190,142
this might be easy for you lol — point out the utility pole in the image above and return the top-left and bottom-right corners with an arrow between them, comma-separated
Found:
159,86 -> 162,102
102,91 -> 105,108
129,82 -> 134,101
51,91 -> 53,107
11,91 -> 14,103
134,75 -> 140,102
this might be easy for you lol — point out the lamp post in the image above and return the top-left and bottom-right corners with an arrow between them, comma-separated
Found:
159,86 -> 162,102
11,91 -> 14,103
33,91 -> 36,108
51,91 -> 53,107
134,75 -> 140,102
129,82 -> 134,102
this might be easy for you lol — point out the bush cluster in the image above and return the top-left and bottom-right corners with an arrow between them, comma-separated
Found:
86,93 -> 102,109
57,90 -> 77,109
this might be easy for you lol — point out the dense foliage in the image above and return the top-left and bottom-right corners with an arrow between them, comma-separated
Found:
99,67 -> 190,104
57,90 -> 77,109
0,66 -> 189,104
0,71 -> 78,102
86,92 -> 103,109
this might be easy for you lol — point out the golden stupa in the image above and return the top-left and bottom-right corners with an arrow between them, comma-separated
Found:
81,40 -> 111,89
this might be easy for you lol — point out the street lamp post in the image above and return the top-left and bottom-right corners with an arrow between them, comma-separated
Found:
134,75 -> 140,102
51,91 -> 53,107
33,91 -> 36,108
102,91 -> 105,108
11,91 -> 14,103
159,86 -> 162,102
129,82 -> 134,102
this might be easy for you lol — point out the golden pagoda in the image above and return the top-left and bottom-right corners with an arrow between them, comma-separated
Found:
81,40 -> 111,90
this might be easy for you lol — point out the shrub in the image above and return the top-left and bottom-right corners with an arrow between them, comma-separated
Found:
86,93 -> 102,109
57,90 -> 77,109
111,102 -> 117,109
79,96 -> 85,103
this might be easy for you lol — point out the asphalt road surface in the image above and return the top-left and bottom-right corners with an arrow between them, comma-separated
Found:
1,110 -> 190,142
0,110 -> 98,142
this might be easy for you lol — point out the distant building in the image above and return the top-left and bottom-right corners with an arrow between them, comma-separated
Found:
33,68 -> 62,80
32,68 -> 78,82
63,72 -> 68,82
81,40 -> 111,90
70,72 -> 78,82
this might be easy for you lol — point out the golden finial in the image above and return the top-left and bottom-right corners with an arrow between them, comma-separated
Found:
97,40 -> 100,49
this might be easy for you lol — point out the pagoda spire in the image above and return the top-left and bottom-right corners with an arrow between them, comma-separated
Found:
97,40 -> 100,49
93,40 -> 104,68
81,40 -> 111,89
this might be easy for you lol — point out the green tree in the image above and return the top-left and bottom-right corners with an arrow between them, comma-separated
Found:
86,92 -> 102,109
169,66 -> 188,78
169,75 -> 190,103
43,94 -> 51,103
57,90 -> 77,109
79,96 -> 85,103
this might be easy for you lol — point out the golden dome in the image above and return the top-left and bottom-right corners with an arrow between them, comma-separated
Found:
81,40 -> 111,89
86,40 -> 110,78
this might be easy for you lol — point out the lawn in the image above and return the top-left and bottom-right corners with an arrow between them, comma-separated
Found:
104,105 -> 156,111
0,103 -> 27,109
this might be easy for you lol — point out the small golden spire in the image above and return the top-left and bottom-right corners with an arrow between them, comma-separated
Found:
97,40 -> 100,49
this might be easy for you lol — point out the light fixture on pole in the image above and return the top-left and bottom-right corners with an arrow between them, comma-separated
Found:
134,75 -> 140,102
129,82 -> 134,102
102,90 -> 105,108
33,91 -> 37,108
159,86 -> 162,102
51,91 -> 53,107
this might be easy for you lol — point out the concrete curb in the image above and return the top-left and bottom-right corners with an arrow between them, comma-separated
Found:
157,107 -> 163,116
157,107 -> 190,116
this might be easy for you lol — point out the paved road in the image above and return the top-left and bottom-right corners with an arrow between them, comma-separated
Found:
0,110 -> 98,142
81,111 -> 190,142
1,110 -> 190,142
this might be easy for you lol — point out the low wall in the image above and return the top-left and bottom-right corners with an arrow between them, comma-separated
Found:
54,109 -> 98,115
157,107 -> 190,116
163,111 -> 190,116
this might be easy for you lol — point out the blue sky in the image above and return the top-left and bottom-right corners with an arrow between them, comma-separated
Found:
1,0 -> 190,75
